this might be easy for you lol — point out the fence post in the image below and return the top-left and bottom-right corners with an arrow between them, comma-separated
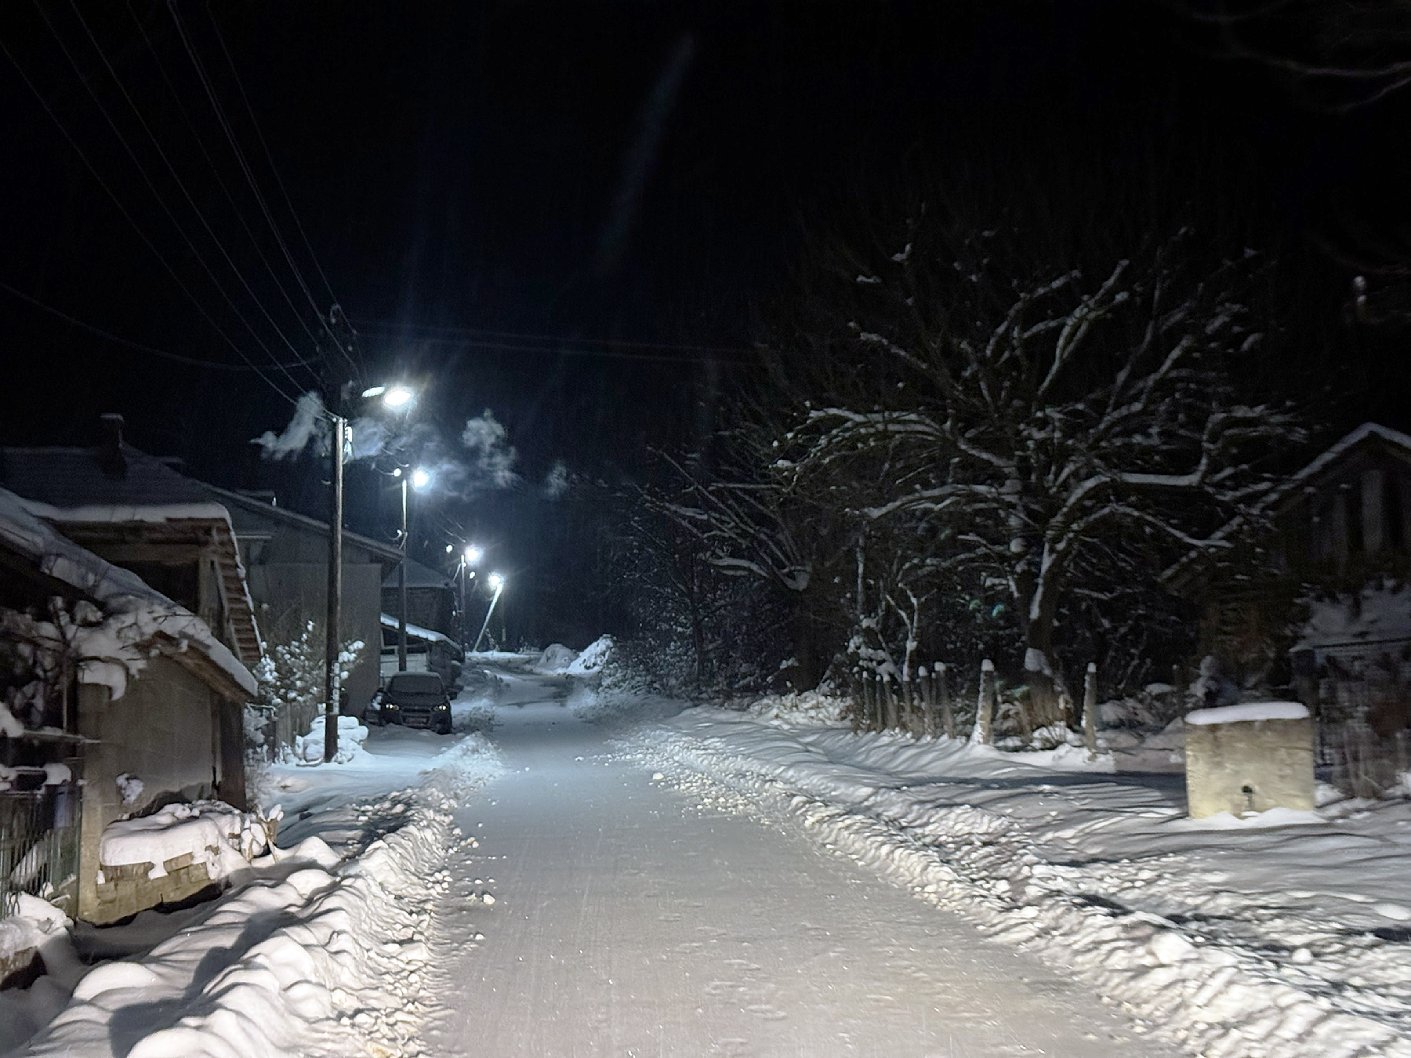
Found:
937,662 -> 954,739
849,669 -> 864,734
1083,661 -> 1099,761
880,675 -> 894,730
974,659 -> 996,744
918,666 -> 934,738
901,672 -> 917,736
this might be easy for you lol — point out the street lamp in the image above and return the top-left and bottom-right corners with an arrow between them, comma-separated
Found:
396,465 -> 433,672
457,544 -> 484,648
322,380 -> 416,763
473,572 -> 506,653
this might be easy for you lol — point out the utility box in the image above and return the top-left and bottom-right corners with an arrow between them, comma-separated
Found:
1184,702 -> 1315,819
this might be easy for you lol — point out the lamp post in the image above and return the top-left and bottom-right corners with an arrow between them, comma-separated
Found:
473,571 -> 505,653
322,383 -> 414,763
458,544 -> 483,650
397,465 -> 432,672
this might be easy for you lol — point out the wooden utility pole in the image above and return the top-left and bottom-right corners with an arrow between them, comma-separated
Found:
324,412 -> 345,764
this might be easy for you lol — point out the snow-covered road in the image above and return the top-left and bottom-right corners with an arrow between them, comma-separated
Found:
427,669 -> 1174,1058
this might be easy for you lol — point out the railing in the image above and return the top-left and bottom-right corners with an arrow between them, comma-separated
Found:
1,785 -> 81,920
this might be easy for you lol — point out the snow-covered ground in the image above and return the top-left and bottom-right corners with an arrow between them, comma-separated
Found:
625,699 -> 1411,1058
425,666 -> 1180,1058
3,701 -> 502,1058
9,652 -> 1410,1058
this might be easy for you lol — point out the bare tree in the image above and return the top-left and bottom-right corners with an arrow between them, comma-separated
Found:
780,227 -> 1301,718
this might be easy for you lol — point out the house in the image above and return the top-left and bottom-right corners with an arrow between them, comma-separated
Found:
382,554 -> 460,643
0,415 -> 263,674
0,486 -> 257,925
189,483 -> 402,721
1168,422 -> 1411,731
377,612 -> 463,686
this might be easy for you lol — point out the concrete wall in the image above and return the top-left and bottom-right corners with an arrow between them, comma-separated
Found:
1185,716 -> 1316,819
76,658 -> 230,921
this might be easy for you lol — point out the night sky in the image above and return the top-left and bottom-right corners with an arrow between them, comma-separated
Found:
3,2 -> 1408,643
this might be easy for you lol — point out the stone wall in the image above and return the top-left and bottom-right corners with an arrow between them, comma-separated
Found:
88,852 -> 219,926
1185,715 -> 1316,818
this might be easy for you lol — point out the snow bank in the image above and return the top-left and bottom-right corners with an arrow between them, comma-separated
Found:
20,733 -> 503,1058
565,634 -> 614,677
627,709 -> 1411,1058
532,642 -> 578,674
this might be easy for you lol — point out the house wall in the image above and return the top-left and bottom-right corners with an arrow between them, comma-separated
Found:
75,657 -> 232,921
246,562 -> 384,708
381,584 -> 457,640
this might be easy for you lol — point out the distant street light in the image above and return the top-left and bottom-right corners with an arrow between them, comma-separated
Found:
457,544 -> 484,647
473,572 -> 506,653
410,466 -> 432,490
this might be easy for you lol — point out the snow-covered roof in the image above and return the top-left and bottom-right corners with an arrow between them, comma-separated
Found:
0,486 -> 257,698
0,444 -> 263,665
379,612 -> 459,647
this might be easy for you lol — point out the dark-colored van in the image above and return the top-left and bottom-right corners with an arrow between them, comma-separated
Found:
371,671 -> 453,734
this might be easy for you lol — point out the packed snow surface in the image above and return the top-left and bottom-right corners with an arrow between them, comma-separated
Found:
627,698 -> 1411,1058
428,667 -> 1176,1058
1186,701 -> 1310,725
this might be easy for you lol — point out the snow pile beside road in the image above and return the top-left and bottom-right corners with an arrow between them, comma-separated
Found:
566,634 -> 614,677
628,711 -> 1411,1058
19,733 -> 502,1058
532,642 -> 578,674
292,715 -> 369,764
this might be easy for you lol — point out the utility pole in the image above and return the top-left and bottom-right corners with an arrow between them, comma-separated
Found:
322,305 -> 358,764
397,474 -> 409,671
324,408 -> 346,764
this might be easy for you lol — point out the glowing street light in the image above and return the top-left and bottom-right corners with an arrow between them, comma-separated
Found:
474,572 -> 507,652
410,466 -> 432,491
361,383 -> 415,411
464,544 -> 484,565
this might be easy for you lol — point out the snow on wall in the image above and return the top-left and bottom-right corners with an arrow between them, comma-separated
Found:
1186,701 -> 1310,726
98,801 -> 272,881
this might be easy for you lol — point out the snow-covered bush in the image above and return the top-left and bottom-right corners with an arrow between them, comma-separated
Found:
291,715 -> 368,765
252,617 -> 364,753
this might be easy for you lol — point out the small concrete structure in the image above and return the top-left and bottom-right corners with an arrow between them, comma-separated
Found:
1184,702 -> 1316,819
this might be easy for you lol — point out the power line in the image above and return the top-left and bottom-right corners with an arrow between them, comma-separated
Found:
0,279 -> 314,373
352,316 -> 756,357
26,1 -> 313,400
169,2 -> 358,381
355,329 -> 762,366
59,0 -> 323,396
122,0 -> 332,368
0,31 -> 303,409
